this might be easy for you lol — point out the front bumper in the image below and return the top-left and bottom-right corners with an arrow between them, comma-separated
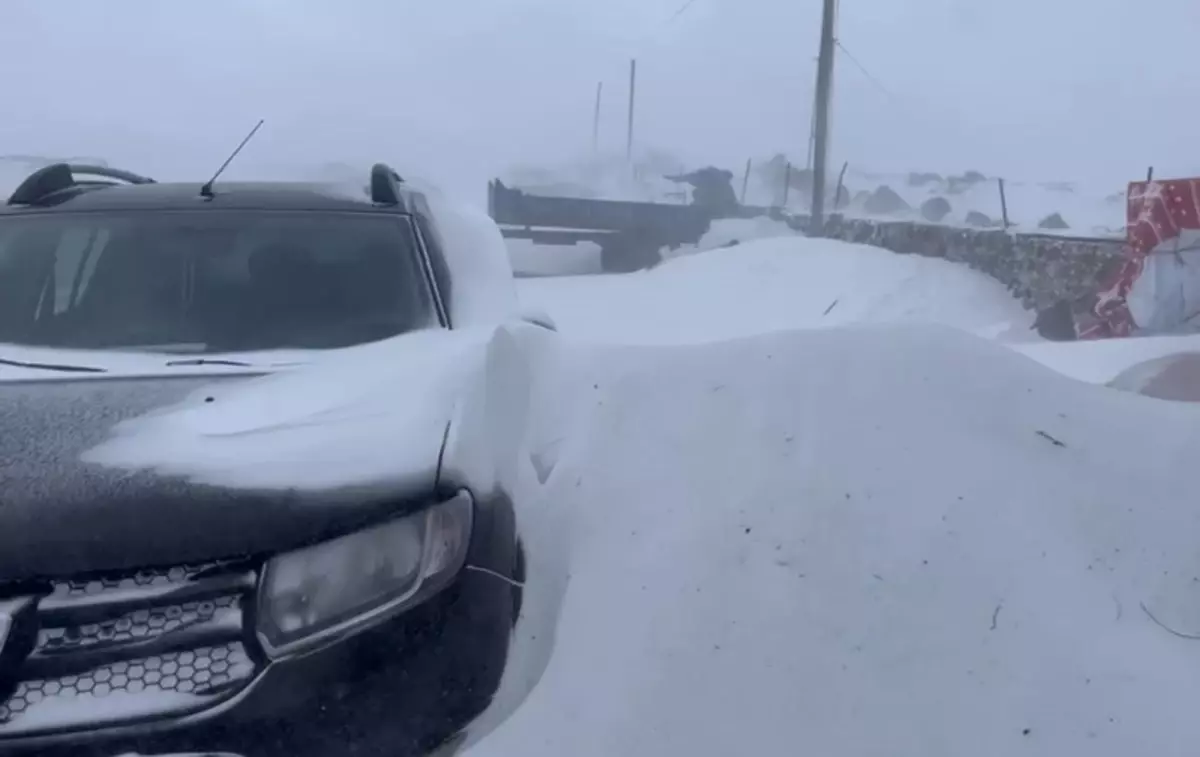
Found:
0,488 -> 520,757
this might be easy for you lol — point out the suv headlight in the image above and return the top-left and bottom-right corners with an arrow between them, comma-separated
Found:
256,490 -> 473,658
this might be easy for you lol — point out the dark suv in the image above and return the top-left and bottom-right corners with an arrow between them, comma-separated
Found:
0,163 -> 527,756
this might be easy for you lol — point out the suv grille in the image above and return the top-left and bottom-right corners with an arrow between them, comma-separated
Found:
0,562 -> 259,738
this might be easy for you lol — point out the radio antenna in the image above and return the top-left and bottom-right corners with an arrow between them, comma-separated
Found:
199,119 -> 264,198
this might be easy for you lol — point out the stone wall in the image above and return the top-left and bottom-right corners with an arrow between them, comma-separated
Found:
815,216 -> 1127,311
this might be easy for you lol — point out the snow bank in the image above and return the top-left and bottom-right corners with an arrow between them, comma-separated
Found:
468,324 -> 1200,757
505,217 -> 798,278
663,216 -> 802,259
518,237 -> 1037,344
1106,352 -> 1200,402
507,239 -> 603,277
1016,333 -> 1200,384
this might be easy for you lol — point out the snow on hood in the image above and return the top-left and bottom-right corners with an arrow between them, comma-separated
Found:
81,328 -> 498,491
467,324 -> 1200,757
518,237 -> 1037,345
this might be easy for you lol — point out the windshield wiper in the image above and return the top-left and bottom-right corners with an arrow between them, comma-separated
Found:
165,358 -> 254,367
0,356 -> 107,373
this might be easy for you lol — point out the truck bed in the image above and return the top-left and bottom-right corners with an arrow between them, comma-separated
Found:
487,180 -> 711,236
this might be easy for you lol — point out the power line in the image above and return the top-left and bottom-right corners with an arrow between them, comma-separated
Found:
629,0 -> 708,54
834,40 -> 897,102
831,38 -> 991,174
663,0 -> 702,27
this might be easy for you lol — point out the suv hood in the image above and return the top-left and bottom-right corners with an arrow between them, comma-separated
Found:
0,331 -> 488,580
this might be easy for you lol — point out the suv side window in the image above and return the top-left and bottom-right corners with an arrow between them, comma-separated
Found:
414,212 -> 452,323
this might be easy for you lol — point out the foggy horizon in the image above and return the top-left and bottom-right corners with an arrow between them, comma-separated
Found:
2,0 -> 1195,200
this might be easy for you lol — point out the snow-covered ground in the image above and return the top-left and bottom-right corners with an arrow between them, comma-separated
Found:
471,327 -> 1200,757
6,155 -> 1197,754
458,233 -> 1200,756
508,239 -> 604,277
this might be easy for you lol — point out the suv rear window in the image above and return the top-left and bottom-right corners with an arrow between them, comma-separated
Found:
0,210 -> 438,353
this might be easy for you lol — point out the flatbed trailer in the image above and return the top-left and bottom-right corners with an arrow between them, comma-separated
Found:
487,179 -> 790,272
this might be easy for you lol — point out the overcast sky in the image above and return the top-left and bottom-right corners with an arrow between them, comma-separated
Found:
2,0 -> 1196,200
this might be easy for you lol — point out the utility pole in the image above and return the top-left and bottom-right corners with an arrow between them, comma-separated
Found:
806,57 -> 818,171
592,82 -> 603,156
808,0 -> 837,234
626,59 -> 637,162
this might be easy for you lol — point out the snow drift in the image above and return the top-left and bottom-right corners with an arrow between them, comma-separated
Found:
1107,351 -> 1200,402
517,237 -> 1037,344
1015,332 -> 1200,385
466,324 -> 1200,757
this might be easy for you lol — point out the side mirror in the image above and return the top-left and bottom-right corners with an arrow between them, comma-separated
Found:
520,307 -> 557,331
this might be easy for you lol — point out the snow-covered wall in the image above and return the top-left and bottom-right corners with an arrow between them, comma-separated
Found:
660,210 -> 1125,316
812,216 -> 1126,313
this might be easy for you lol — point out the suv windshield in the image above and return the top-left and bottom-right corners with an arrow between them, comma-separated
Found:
0,210 -> 438,353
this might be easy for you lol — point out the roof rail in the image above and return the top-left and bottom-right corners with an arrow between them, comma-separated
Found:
7,163 -> 155,206
369,163 -> 404,205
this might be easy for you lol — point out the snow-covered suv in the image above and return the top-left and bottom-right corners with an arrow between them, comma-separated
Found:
0,163 -> 541,757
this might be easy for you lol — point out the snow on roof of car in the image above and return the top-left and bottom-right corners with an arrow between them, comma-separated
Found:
417,182 -> 519,327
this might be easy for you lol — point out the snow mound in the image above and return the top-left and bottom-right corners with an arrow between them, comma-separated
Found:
470,324 -> 1200,757
507,239 -> 604,277
1016,333 -> 1200,384
665,216 -> 802,258
505,216 -> 798,278
1107,351 -> 1200,402
518,237 -> 1036,344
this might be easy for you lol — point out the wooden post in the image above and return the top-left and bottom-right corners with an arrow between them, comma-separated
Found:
740,158 -> 752,204
592,82 -> 603,156
782,161 -> 792,207
998,178 -> 1010,229
834,161 -> 848,210
626,60 -> 637,162
808,0 -> 837,234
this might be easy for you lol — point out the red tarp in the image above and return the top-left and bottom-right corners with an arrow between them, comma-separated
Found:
1077,178 -> 1200,339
